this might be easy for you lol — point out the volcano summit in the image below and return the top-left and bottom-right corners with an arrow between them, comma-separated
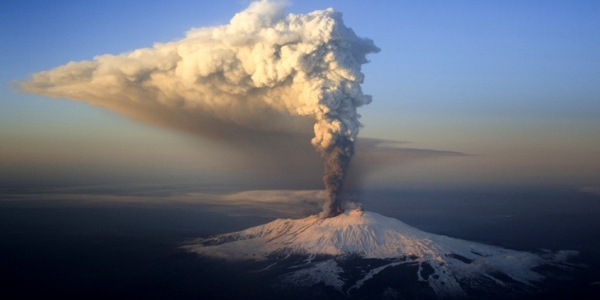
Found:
185,209 -> 577,299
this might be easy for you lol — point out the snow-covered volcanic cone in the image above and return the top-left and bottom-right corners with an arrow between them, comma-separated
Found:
184,209 -> 577,298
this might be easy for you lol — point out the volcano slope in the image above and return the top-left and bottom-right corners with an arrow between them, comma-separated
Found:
184,209 -> 578,299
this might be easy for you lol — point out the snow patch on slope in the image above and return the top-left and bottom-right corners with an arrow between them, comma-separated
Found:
279,259 -> 345,290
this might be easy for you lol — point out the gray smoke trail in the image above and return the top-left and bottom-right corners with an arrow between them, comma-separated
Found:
19,0 -> 379,217
320,137 -> 354,217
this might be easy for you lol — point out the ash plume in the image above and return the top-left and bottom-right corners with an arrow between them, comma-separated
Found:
19,0 -> 379,217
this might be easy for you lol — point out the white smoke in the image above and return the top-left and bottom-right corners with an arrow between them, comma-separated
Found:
20,0 -> 379,216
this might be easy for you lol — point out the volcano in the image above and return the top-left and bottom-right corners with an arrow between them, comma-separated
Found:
184,209 -> 578,299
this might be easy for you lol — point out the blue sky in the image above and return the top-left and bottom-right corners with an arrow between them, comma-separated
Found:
1,0 -> 599,192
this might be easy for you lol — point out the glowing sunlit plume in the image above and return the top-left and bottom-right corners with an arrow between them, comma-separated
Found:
20,0 -> 379,217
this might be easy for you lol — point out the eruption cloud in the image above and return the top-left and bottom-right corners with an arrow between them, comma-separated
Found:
20,0 -> 379,217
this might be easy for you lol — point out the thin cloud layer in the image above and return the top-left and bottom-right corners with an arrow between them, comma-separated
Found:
0,189 -> 326,218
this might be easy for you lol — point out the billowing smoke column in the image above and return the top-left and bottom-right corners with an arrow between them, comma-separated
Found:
20,0 -> 379,217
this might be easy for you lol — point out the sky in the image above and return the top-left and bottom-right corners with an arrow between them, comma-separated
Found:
1,0 -> 599,196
